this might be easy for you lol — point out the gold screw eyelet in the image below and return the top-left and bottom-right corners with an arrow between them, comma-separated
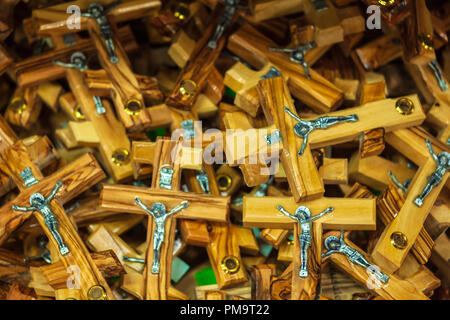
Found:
419,34 -> 434,51
390,232 -> 407,249
395,98 -> 414,115
73,105 -> 85,120
179,80 -> 197,97
216,174 -> 232,192
111,148 -> 130,166
88,285 -> 107,300
174,3 -> 189,20
125,99 -> 143,116
378,0 -> 396,7
221,256 -> 240,274
10,97 -> 27,114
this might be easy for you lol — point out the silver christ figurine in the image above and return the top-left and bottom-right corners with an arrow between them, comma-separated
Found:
135,197 -> 189,274
322,230 -> 389,284
12,181 -> 69,256
414,138 -> 450,207
82,1 -> 121,63
53,52 -> 106,115
269,42 -> 316,79
207,0 -> 239,49
284,107 -> 359,155
277,205 -> 334,277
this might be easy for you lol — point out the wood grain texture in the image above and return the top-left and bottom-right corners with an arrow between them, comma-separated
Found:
359,128 -> 385,158
398,0 -> 435,65
41,250 -> 124,290
228,24 -> 343,113
165,5 -> 235,111
0,141 -> 112,300
87,19 -> 151,132
373,127 -> 450,273
306,95 -> 426,149
243,196 -> 376,230
65,68 -> 132,182
251,264 -> 276,299
257,76 -> 324,201
323,231 -> 429,300
348,154 -> 415,192
0,150 -> 105,245
377,185 -> 434,265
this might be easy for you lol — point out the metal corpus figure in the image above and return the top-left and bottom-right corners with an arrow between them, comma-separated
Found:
322,230 -> 389,284
207,0 -> 239,49
270,42 -> 316,79
53,52 -> 106,115
284,107 -> 359,155
12,181 -> 70,256
196,170 -> 210,194
277,205 -> 334,277
82,1 -> 121,64
135,197 -> 189,273
414,138 -> 450,207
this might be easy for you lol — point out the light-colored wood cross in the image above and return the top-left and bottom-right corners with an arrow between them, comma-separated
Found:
227,23 -> 344,114
243,195 -> 376,299
99,137 -> 230,299
322,230 -> 429,300
31,0 -> 162,132
371,127 -> 450,273
257,76 -> 426,202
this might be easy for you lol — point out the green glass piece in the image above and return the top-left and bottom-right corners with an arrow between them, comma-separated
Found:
171,257 -> 190,283
252,227 -> 262,239
224,86 -> 236,99
194,266 -> 217,286
146,127 -> 166,142
260,242 -> 273,257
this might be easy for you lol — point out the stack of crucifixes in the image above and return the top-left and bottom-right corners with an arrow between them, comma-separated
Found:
0,0 -> 448,301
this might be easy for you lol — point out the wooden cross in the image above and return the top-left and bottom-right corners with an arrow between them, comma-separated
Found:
257,76 -> 426,202
227,23 -> 344,114
0,116 -> 58,197
322,230 -> 428,300
30,0 -> 163,132
183,163 -> 259,289
15,37 -> 135,182
371,127 -> 450,273
243,195 -> 376,299
165,1 -> 239,111
0,141 -> 113,300
223,109 -> 282,187
404,59 -> 450,145
397,0 -> 436,66
99,137 -> 230,299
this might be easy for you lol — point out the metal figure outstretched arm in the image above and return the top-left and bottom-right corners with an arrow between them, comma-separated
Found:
321,249 -> 338,258
309,207 -> 334,221
284,107 -> 303,123
167,201 -> 189,217
269,47 -> 295,53
276,205 -> 295,219
426,138 -> 439,163
340,230 -> 345,242
53,60 -> 81,70
46,181 -> 63,202
12,205 -> 35,212
135,197 -> 155,218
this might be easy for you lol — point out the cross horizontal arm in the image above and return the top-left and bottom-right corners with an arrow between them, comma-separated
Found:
0,153 -> 105,245
243,196 -> 376,229
307,95 -> 426,149
100,183 -> 230,222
